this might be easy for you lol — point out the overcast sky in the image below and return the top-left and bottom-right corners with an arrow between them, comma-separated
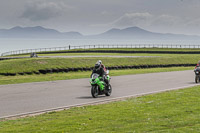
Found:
1,0 -> 200,35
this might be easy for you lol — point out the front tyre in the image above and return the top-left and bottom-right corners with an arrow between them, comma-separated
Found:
195,75 -> 199,83
105,84 -> 112,96
91,86 -> 98,98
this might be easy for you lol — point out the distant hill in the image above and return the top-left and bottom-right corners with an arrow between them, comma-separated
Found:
0,26 -> 83,38
0,26 -> 200,40
91,27 -> 200,40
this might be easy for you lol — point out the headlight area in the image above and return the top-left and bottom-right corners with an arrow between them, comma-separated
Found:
90,79 -> 97,84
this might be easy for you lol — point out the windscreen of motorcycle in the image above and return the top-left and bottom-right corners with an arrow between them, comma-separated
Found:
92,73 -> 99,79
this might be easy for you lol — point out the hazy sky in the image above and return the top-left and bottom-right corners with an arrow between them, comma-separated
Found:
1,0 -> 200,35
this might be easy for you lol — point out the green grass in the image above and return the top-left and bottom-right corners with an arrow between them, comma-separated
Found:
0,67 -> 193,85
1,85 -> 200,132
0,53 -> 198,74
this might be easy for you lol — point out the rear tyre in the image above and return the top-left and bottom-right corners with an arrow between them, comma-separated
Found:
105,84 -> 112,96
195,75 -> 199,83
91,86 -> 98,98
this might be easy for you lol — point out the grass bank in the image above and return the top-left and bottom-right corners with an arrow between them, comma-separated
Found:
0,67 -> 193,85
0,54 -> 198,74
1,85 -> 200,132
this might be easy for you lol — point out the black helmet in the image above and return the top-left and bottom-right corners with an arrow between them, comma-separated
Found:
95,62 -> 101,70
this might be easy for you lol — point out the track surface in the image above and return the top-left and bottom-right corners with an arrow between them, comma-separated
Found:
0,70 -> 196,118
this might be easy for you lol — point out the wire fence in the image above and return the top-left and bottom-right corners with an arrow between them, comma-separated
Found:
2,44 -> 200,56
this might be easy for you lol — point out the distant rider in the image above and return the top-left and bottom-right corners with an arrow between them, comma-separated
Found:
91,60 -> 109,86
195,61 -> 200,69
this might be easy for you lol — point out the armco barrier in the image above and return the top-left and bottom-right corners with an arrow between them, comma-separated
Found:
2,44 -> 200,56
37,50 -> 200,54
0,64 -> 196,76
1,50 -> 200,61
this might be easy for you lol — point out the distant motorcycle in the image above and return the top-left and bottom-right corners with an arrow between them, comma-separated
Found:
89,70 -> 112,98
30,52 -> 38,58
194,68 -> 200,83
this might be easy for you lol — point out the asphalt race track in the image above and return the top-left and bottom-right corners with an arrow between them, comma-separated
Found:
0,70 -> 197,119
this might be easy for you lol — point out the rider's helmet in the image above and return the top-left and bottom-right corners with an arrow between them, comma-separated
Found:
95,62 -> 101,70
98,60 -> 102,64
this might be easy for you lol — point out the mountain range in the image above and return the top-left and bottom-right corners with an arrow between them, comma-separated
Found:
0,26 -> 82,39
0,26 -> 200,40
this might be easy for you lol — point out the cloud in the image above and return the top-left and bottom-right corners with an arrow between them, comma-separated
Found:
112,12 -> 184,28
153,14 -> 182,27
110,12 -> 200,35
113,12 -> 153,27
20,0 -> 71,21
90,12 -> 190,34
186,18 -> 200,27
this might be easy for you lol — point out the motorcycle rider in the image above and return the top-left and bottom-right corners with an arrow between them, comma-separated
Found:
195,61 -> 200,69
98,60 -> 106,72
91,61 -> 109,86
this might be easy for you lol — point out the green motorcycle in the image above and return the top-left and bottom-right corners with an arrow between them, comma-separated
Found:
89,71 -> 112,98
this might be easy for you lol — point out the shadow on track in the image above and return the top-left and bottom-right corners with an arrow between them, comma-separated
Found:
187,82 -> 196,84
77,95 -> 106,99
77,96 -> 93,99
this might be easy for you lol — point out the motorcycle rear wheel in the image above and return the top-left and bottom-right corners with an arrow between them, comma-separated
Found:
91,86 -> 98,98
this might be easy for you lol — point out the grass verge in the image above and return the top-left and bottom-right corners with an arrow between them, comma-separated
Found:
0,67 -> 193,85
0,53 -> 198,74
0,84 -> 200,132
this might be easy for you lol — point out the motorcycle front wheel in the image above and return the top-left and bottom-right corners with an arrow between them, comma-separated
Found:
105,84 -> 112,96
91,86 -> 98,98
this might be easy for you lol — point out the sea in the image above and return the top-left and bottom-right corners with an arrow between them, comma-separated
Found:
1,38 -> 200,55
